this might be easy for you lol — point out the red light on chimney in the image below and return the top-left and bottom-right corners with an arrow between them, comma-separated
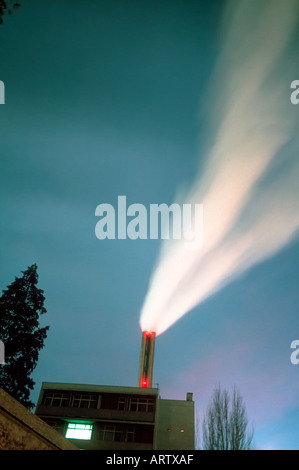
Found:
139,331 -> 156,388
144,331 -> 154,338
141,377 -> 149,388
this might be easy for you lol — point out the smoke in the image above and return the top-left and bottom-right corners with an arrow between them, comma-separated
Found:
140,0 -> 299,336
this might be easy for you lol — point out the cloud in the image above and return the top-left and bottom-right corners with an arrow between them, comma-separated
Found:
140,0 -> 299,335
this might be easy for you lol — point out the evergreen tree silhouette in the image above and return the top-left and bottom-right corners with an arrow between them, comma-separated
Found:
0,264 -> 49,409
0,1 -> 21,24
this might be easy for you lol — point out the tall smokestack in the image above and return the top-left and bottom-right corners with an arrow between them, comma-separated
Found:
138,331 -> 155,388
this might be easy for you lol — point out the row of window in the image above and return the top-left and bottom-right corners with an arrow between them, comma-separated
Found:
42,391 -> 155,413
48,421 -> 153,444
99,425 -> 136,442
43,392 -> 98,409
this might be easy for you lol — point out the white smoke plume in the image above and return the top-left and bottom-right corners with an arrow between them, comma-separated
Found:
140,0 -> 299,336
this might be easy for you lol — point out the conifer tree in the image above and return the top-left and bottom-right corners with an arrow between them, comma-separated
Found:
0,1 -> 21,24
0,264 -> 49,409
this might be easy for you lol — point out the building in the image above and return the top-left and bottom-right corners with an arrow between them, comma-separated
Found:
35,382 -> 194,450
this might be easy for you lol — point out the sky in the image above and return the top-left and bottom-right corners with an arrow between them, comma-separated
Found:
0,0 -> 299,450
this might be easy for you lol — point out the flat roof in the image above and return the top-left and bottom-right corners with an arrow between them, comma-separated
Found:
40,382 -> 160,396
38,382 -> 194,405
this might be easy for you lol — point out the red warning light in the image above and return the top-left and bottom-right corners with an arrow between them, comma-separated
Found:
144,331 -> 154,338
141,377 -> 149,388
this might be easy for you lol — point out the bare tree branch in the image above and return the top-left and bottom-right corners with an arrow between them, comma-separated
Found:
202,384 -> 254,450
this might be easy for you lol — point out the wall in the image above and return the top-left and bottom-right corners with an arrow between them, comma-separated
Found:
0,388 -> 78,450
155,398 -> 194,450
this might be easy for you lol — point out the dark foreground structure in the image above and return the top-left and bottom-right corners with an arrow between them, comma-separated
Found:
35,382 -> 195,450
0,387 -> 77,450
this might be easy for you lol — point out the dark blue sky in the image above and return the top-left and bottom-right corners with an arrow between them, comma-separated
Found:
0,0 -> 299,450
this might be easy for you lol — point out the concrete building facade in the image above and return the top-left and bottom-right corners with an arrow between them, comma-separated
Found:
35,382 -> 194,450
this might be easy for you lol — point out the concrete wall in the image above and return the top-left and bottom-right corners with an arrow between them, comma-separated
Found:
155,398 -> 194,450
0,388 -> 78,450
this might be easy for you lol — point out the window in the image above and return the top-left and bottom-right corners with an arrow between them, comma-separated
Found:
99,425 -> 123,442
117,397 -> 127,411
71,393 -> 98,409
65,423 -> 93,440
42,392 -> 70,407
126,427 -> 135,442
129,398 -> 155,412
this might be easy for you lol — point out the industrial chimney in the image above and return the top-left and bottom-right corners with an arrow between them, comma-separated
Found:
138,331 -> 155,388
